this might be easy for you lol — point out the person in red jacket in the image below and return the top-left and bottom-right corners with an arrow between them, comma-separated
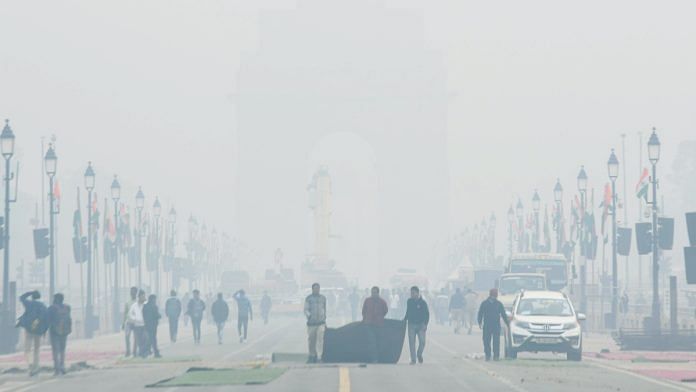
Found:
362,286 -> 388,362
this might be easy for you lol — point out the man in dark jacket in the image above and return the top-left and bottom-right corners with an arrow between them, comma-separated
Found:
143,294 -> 161,357
165,290 -> 182,343
362,286 -> 388,363
18,290 -> 47,376
260,292 -> 272,325
47,293 -> 71,375
477,288 -> 509,361
232,290 -> 252,343
187,289 -> 205,344
211,293 -> 229,344
403,286 -> 429,364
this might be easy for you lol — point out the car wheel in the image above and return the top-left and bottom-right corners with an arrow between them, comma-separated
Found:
566,346 -> 582,361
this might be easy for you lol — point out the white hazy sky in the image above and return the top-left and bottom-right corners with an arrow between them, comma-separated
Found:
1,0 -> 695,284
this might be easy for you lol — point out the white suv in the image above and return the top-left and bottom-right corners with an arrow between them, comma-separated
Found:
504,290 -> 585,361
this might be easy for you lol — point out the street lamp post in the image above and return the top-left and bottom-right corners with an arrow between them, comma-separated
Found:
532,190 -> 540,251
516,199 -> 524,252
153,197 -> 161,298
553,179 -> 563,253
647,128 -> 661,333
45,145 -> 58,298
110,176 -> 121,332
608,149 -> 620,329
507,205 -> 514,260
577,166 -> 588,314
1,120 -> 15,315
135,187 -> 144,289
84,162 -> 96,338
168,207 -> 176,291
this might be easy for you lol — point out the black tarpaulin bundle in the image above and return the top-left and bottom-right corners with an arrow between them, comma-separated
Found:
322,319 -> 406,363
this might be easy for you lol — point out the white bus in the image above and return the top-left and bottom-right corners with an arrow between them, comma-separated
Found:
507,253 -> 569,291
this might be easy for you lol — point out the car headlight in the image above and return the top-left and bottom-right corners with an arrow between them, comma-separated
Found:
562,322 -> 579,330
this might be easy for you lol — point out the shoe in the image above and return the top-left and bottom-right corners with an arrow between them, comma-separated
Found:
493,357 -> 500,361
306,356 -> 316,364
155,353 -> 162,358
409,361 -> 416,365
239,337 -> 243,343
485,357 -> 491,362
417,355 -> 423,364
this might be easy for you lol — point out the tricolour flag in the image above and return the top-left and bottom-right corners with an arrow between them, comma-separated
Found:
636,168 -> 649,201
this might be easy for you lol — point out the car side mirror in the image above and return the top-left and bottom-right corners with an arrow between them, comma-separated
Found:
576,313 -> 586,321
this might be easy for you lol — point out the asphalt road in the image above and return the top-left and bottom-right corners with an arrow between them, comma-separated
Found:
0,315 -> 694,392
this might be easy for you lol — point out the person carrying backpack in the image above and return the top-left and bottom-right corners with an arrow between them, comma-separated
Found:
47,293 -> 71,375
17,290 -> 48,376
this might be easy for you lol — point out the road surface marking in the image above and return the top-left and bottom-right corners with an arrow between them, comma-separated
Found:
339,367 -> 350,392
429,338 -> 529,392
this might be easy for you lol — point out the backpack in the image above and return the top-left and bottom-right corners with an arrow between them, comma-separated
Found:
52,305 -> 72,336
27,302 -> 49,335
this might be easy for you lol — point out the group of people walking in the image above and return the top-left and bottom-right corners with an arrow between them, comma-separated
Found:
304,284 -> 511,364
16,290 -> 72,376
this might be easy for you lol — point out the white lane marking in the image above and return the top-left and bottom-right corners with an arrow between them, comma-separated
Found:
10,379 -> 55,392
429,338 -> 529,392
585,357 -> 695,392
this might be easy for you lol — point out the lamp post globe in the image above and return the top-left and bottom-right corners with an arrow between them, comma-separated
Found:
507,205 -> 514,223
44,144 -> 58,177
153,197 -> 162,219
84,162 -> 95,191
135,187 -> 145,211
169,207 -> 177,224
111,176 -> 121,201
553,179 -> 563,203
532,190 -> 541,212
516,199 -> 523,218
648,128 -> 661,164
577,165 -> 588,192
1,120 -> 15,159
607,149 -> 619,180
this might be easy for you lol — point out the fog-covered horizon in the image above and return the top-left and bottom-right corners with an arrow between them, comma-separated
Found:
1,0 -> 695,289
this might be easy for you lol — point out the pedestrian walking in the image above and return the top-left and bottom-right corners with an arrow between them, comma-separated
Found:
362,286 -> 388,363
165,290 -> 182,342
128,290 -> 148,358
304,283 -> 327,363
143,294 -> 161,358
186,289 -> 205,344
404,286 -> 429,365
348,288 -> 360,322
122,286 -> 138,356
17,290 -> 48,376
260,291 -> 272,325
182,292 -> 190,327
211,293 -> 229,344
464,288 -> 478,334
47,293 -> 71,375
477,288 -> 509,361
232,290 -> 252,343
449,288 -> 466,334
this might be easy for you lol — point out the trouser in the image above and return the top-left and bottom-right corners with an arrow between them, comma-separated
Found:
407,323 -> 426,362
24,331 -> 41,373
124,322 -> 135,356
237,318 -> 248,339
146,326 -> 159,356
482,327 -> 501,359
307,324 -> 325,359
365,325 -> 380,363
261,310 -> 269,325
191,317 -> 202,343
450,309 -> 464,332
50,332 -> 67,372
168,317 -> 179,342
133,326 -> 148,358
216,322 -> 225,343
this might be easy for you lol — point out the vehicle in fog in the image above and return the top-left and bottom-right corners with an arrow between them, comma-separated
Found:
505,290 -> 585,361
497,273 -> 547,310
507,253 -> 569,291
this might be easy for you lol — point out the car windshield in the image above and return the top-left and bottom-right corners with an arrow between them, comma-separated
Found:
516,298 -> 573,316
499,276 -> 546,295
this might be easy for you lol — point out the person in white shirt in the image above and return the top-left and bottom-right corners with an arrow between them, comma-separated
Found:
128,290 -> 147,357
